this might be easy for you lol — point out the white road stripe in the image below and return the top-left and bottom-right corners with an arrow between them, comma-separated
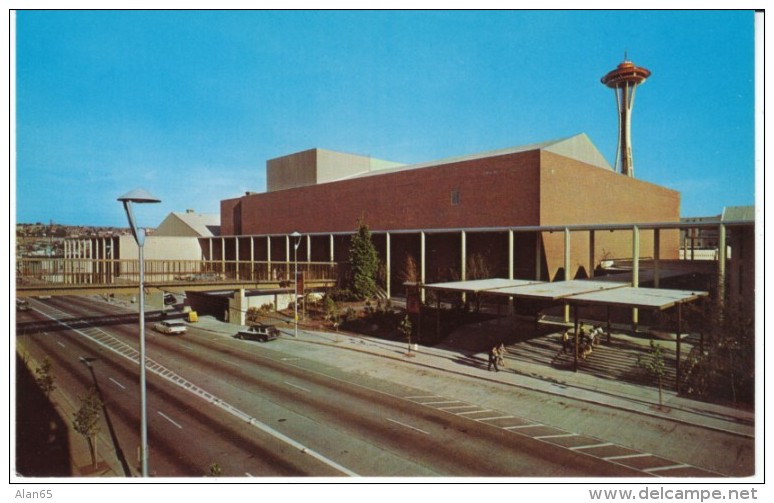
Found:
604,453 -> 651,461
534,433 -> 578,440
477,415 -> 515,422
457,409 -> 493,415
158,411 -> 183,429
570,442 -> 614,451
386,418 -> 430,435
221,359 -> 241,367
438,405 -> 479,411
284,381 -> 311,393
504,424 -> 543,430
109,377 -> 125,389
644,464 -> 693,473
56,340 -> 66,348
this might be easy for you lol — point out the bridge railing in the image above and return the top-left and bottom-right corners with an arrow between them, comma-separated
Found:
16,258 -> 339,287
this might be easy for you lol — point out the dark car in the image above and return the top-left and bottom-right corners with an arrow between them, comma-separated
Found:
163,293 -> 177,306
235,324 -> 280,342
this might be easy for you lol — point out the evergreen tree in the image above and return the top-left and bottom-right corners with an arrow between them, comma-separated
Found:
348,218 -> 379,300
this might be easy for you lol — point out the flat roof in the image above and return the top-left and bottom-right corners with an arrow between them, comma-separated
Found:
422,278 -> 708,310
424,278 -> 541,293
488,279 -> 629,300
568,287 -> 709,310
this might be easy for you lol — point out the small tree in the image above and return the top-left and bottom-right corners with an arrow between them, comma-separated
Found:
72,387 -> 103,469
399,315 -> 414,355
348,218 -> 379,300
35,357 -> 56,399
324,295 -> 340,330
638,340 -> 667,409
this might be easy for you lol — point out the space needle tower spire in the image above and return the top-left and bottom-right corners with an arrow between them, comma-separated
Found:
601,56 -> 651,177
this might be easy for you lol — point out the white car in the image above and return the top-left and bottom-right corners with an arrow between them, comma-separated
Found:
153,321 -> 187,335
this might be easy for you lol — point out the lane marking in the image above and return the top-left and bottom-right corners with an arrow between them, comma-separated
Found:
438,405 -> 478,411
181,344 -> 194,350
158,411 -> 183,429
284,381 -> 311,393
386,418 -> 430,435
477,415 -> 515,422
503,424 -> 543,430
604,453 -> 651,461
405,395 -> 442,400
644,464 -> 693,473
221,359 -> 241,367
56,340 -> 66,348
109,377 -> 126,390
570,442 -> 614,451
457,409 -> 493,416
422,400 -> 463,405
534,433 -> 578,440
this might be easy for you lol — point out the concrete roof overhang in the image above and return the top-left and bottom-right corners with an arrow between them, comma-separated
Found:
567,287 -> 709,311
422,278 -> 707,310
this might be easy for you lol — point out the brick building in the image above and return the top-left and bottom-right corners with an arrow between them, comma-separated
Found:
218,133 -> 680,291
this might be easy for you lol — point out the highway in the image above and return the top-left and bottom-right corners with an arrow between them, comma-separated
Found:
17,295 -> 647,477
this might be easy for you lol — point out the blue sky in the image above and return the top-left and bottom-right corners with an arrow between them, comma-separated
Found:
13,9 -> 758,228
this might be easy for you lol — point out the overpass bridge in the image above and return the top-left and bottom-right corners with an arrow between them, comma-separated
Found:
15,258 -> 338,298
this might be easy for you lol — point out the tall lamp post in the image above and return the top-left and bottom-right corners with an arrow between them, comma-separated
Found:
291,232 -> 302,337
117,188 -> 160,478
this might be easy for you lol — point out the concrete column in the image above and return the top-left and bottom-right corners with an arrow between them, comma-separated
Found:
508,230 -> 515,280
564,228 -> 571,322
250,236 -> 255,281
286,235 -> 290,279
235,237 -> 240,281
632,225 -> 640,329
267,236 -> 272,280
589,230 -> 595,278
209,238 -> 213,263
221,237 -> 225,275
563,228 -> 571,280
307,235 -> 312,262
717,223 -> 727,311
653,228 -> 661,288
460,231 -> 467,281
329,234 -> 335,263
535,232 -> 542,281
385,232 -> 391,299
230,289 -> 246,326
420,232 -> 426,302
508,230 -> 514,314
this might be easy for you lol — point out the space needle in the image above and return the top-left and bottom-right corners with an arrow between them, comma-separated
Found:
601,57 -> 651,178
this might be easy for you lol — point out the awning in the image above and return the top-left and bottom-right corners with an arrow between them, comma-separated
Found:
568,287 -> 709,310
486,279 -> 629,300
424,278 -> 541,293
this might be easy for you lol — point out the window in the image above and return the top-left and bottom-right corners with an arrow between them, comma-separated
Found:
450,190 -> 460,206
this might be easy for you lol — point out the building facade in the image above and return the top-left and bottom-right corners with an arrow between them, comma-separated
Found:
219,134 -> 681,287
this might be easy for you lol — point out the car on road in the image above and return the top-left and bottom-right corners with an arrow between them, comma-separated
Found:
16,299 -> 30,311
153,321 -> 187,335
235,323 -> 280,342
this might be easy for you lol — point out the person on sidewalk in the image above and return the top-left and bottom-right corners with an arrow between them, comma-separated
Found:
562,329 -> 571,353
496,342 -> 506,368
488,346 -> 499,372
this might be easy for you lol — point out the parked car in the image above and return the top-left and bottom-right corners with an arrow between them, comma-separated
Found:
153,321 -> 187,335
235,323 -> 280,342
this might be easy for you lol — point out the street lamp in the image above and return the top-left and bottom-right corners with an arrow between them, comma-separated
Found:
291,231 -> 302,337
117,188 -> 160,478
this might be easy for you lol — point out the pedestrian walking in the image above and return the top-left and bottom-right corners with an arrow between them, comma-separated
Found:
497,342 -> 506,368
488,345 -> 499,372
562,329 -> 571,353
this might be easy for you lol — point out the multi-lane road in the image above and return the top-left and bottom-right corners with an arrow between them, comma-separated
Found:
15,295 -> 717,478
